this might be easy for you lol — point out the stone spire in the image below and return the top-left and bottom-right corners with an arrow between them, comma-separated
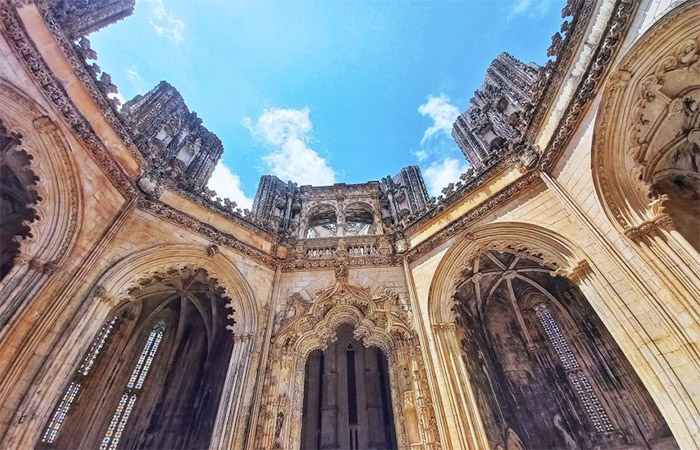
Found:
50,0 -> 136,37
121,81 -> 224,191
380,165 -> 430,224
452,53 -> 539,170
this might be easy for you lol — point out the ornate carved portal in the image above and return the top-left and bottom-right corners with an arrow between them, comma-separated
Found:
255,270 -> 440,449
451,250 -> 676,449
39,268 -> 236,450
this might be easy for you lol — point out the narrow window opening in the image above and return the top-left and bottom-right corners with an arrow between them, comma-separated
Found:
100,320 -> 165,450
535,304 -> 615,433
41,315 -> 118,444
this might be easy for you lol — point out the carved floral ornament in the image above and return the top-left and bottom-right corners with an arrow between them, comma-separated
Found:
255,276 -> 441,450
592,2 -> 700,233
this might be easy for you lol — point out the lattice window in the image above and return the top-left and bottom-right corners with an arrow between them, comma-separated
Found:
535,304 -> 615,433
100,320 -> 165,450
41,316 -> 118,444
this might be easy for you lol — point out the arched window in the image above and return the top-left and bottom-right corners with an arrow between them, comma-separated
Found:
305,204 -> 337,238
41,268 -> 235,450
41,315 -> 118,444
100,320 -> 166,450
534,304 -> 614,433
451,250 -> 675,449
344,203 -> 374,236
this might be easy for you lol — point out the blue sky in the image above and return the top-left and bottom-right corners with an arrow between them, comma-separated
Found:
90,0 -> 564,209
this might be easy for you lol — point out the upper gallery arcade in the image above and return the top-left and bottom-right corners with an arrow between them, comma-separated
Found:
0,0 -> 698,449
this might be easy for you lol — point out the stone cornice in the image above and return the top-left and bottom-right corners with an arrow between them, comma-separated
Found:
33,0 -> 145,166
401,152 -> 516,235
169,184 -> 277,239
525,0 -> 595,143
0,3 -> 138,199
279,255 -> 400,272
137,197 -> 279,268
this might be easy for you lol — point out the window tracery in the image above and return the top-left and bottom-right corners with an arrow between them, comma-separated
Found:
535,304 -> 615,433
100,320 -> 166,450
452,250 -> 674,448
41,315 -> 118,444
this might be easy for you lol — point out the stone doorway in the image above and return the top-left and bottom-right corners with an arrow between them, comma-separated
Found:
300,324 -> 397,450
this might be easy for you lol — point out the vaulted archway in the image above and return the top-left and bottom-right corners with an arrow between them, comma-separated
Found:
451,250 -> 675,449
38,267 -> 235,449
2,245 -> 260,450
427,223 -> 700,447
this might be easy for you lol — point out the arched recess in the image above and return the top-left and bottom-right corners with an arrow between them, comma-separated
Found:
304,203 -> 338,238
344,201 -> 375,236
427,223 -> 700,448
591,2 -> 700,308
0,78 -> 81,330
1,244 -> 259,450
253,266 -> 441,450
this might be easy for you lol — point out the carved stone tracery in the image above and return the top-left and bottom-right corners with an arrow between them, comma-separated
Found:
255,276 -> 441,449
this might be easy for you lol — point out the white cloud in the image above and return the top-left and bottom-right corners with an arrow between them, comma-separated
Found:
207,162 -> 253,210
423,157 -> 469,197
141,0 -> 185,44
414,149 -> 429,162
126,65 -> 146,93
245,108 -> 336,186
508,0 -> 556,21
418,94 -> 460,144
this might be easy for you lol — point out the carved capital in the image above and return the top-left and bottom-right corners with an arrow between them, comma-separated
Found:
624,213 -> 675,242
94,285 -> 121,309
553,260 -> 592,284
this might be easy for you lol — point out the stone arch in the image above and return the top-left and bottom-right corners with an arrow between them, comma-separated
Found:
304,203 -> 338,238
344,201 -> 375,236
88,244 -> 258,335
2,244 -> 259,449
426,221 -> 697,448
592,1 -> 699,246
429,222 -> 582,327
0,78 -> 81,327
254,272 -> 440,449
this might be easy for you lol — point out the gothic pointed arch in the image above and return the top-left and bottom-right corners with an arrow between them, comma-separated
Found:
0,78 -> 81,326
5,244 -> 260,449
427,222 -> 684,449
38,267 -> 237,449
592,1 -> 700,249
254,266 -> 441,449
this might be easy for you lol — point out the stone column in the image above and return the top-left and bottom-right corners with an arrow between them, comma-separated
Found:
320,347 -> 339,449
364,347 -> 387,448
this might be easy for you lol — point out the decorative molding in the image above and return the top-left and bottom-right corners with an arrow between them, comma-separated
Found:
526,0 -> 596,141
539,0 -> 638,173
405,171 -> 542,262
553,259 -> 592,284
137,197 -> 278,268
624,214 -> 675,242
33,0 -> 145,165
0,4 -> 138,198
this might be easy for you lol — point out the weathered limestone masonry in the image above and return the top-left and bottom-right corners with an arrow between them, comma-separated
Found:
0,0 -> 698,449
